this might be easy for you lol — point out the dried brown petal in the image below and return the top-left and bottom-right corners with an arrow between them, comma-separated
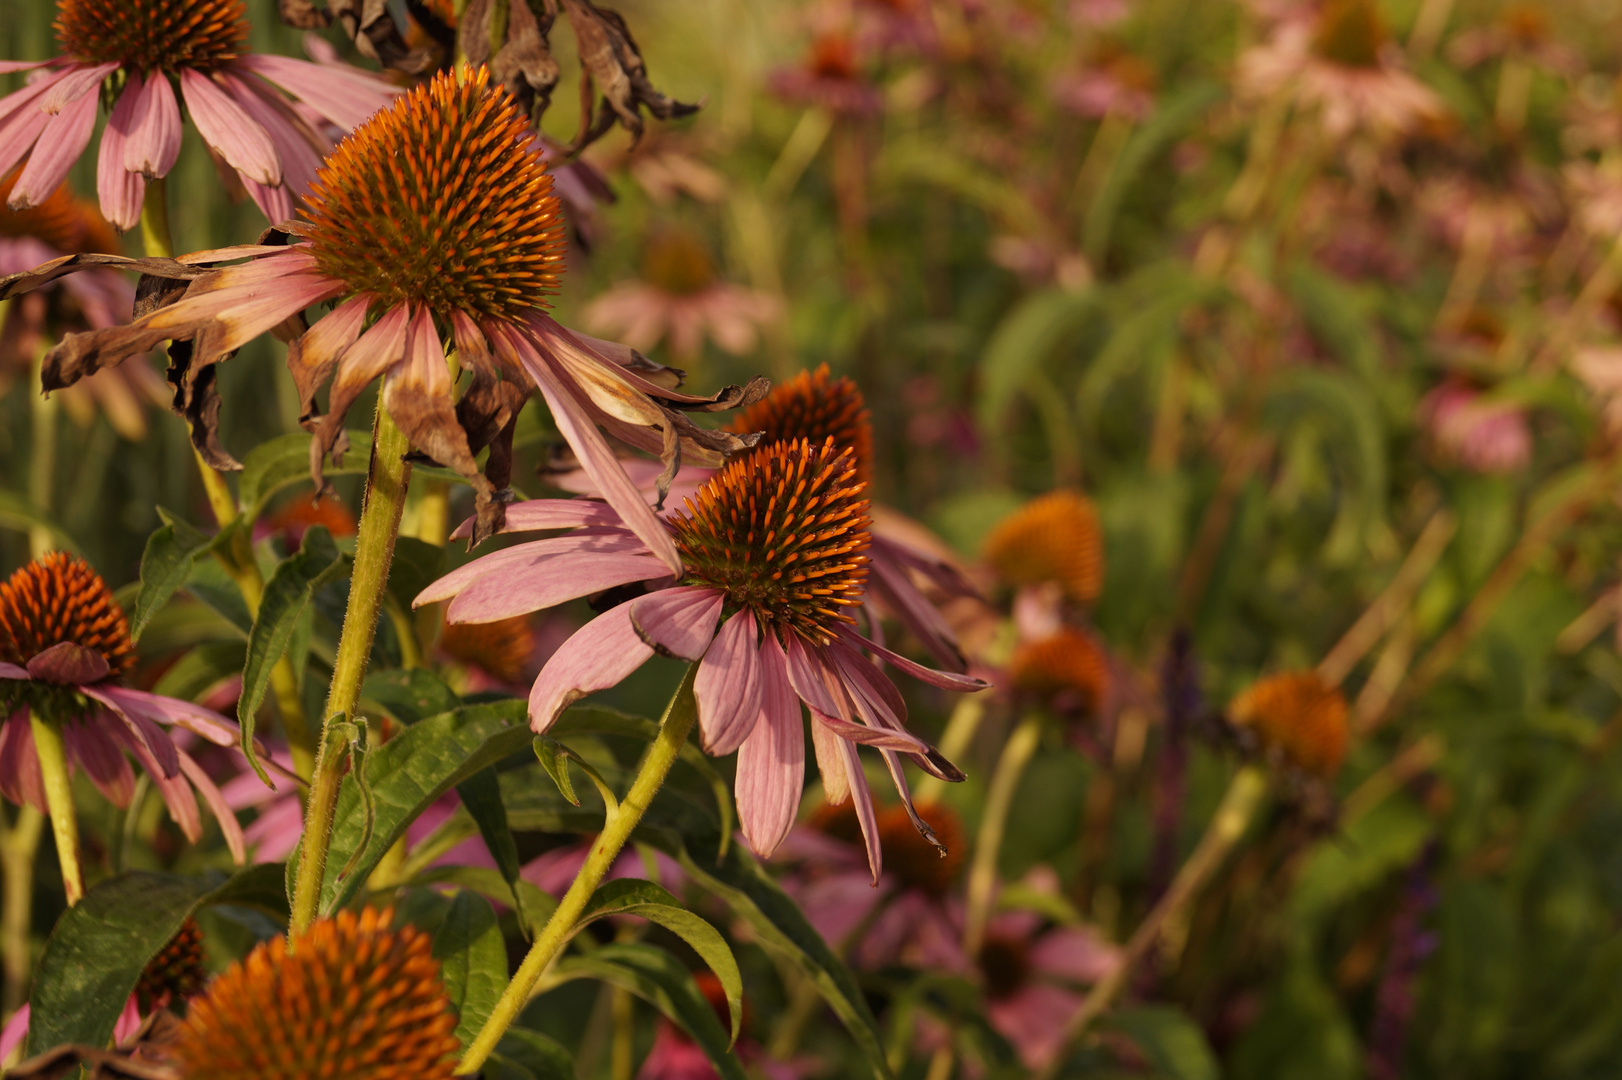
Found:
276,0 -> 433,72
560,0 -> 700,149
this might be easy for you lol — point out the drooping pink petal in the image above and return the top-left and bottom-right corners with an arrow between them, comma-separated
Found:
812,712 -> 932,755
836,626 -> 990,692
244,793 -> 304,862
734,632 -> 802,857
185,271 -> 343,361
528,599 -> 655,731
0,711 -> 45,811
121,69 -> 183,177
502,326 -> 683,575
317,300 -> 409,439
242,174 -> 294,226
630,586 -> 723,661
448,551 -> 670,625
219,71 -> 324,198
95,86 -> 147,230
179,69 -> 280,186
1029,925 -> 1121,983
781,632 -> 847,720
866,540 -> 967,672
63,722 -> 135,807
10,83 -> 100,207
809,714 -> 848,807
80,688 -> 182,778
235,54 -> 398,131
0,1003 -> 27,1062
0,73 -> 65,180
118,727 -> 202,842
0,662 -> 29,679
176,748 -> 246,863
0,59 -> 52,74
448,498 -> 627,541
415,530 -> 646,607
692,608 -> 763,754
89,685 -> 239,747
24,641 -> 109,685
840,738 -> 882,884
39,61 -> 118,113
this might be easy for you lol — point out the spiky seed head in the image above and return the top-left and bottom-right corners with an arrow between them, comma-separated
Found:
1228,670 -> 1349,779
641,226 -> 718,296
876,802 -> 964,896
672,437 -> 871,645
728,365 -> 874,488
170,906 -> 460,1080
302,65 -> 568,323
135,917 -> 207,1013
1007,628 -> 1108,714
0,553 -> 134,676
981,491 -> 1104,604
55,0 -> 247,72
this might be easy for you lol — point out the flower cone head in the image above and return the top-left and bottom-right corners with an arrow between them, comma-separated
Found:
55,0 -> 247,71
1007,627 -> 1108,714
302,65 -> 568,323
977,932 -> 1032,1000
1312,0 -> 1386,68
0,171 -> 119,256
641,226 -> 718,296
134,917 -> 206,1012
673,436 -> 871,645
171,906 -> 460,1080
982,491 -> 1104,604
728,365 -> 874,487
1229,670 -> 1348,779
439,613 -> 535,684
876,801 -> 964,895
0,553 -> 134,678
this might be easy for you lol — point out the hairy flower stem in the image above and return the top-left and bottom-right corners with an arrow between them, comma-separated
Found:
963,713 -> 1043,956
1,804 -> 44,1014
459,666 -> 701,1073
1031,765 -> 1268,1080
29,713 -> 82,905
289,398 -> 414,935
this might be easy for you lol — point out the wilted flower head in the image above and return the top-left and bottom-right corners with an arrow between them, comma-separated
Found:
170,905 -> 460,1080
1228,669 -> 1348,779
982,490 -> 1104,605
21,65 -> 763,550
0,553 -> 251,856
0,0 -> 397,228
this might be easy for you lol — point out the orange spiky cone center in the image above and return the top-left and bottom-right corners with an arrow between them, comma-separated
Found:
0,170 -> 120,255
876,802 -> 964,896
641,227 -> 718,296
1007,628 -> 1108,713
0,553 -> 134,677
1228,670 -> 1349,779
302,65 -> 568,323
55,0 -> 247,72
672,437 -> 871,645
728,365 -> 875,489
135,917 -> 207,1013
1312,0 -> 1386,69
171,906 -> 461,1080
981,491 -> 1104,604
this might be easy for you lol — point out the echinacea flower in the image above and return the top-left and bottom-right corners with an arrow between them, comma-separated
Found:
417,437 -> 985,877
169,906 -> 461,1080
22,65 -> 765,548
981,490 -> 1105,606
1006,626 -> 1110,718
0,0 -> 398,229
1227,669 -> 1348,779
0,170 -> 169,441
0,553 -> 251,858
1419,380 -> 1532,475
770,34 -> 883,115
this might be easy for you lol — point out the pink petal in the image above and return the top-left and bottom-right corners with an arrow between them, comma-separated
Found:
836,626 -> 989,692
0,104 -> 50,191
120,70 -> 182,177
10,84 -> 99,207
87,685 -> 238,747
176,748 -> 246,863
0,662 -> 30,679
109,724 -> 200,842
527,599 -> 655,731
630,586 -> 723,661
866,540 -> 967,672
179,68 -> 280,185
0,1004 -> 28,1063
448,551 -> 671,625
80,689 -> 182,778
448,498 -> 627,541
218,70 -> 324,197
693,608 -> 763,754
186,271 -> 343,360
416,530 -> 646,607
735,632 -> 803,857
987,984 -> 1083,1070
809,712 -> 849,807
39,62 -> 117,114
1029,925 -> 1121,983
95,88 -> 146,230
25,641 -> 109,685
235,54 -> 398,132
63,722 -> 135,807
244,794 -> 304,862
0,711 -> 45,812
811,712 -> 932,755
502,326 -> 683,575
320,300 -> 409,429
0,59 -> 52,74
840,738 -> 882,884
242,174 -> 295,226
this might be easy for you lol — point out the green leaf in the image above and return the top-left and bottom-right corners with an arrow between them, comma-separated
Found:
1110,1006 -> 1221,1080
387,535 -> 447,616
456,766 -> 534,935
130,509 -> 212,642
976,288 -> 1099,433
237,525 -> 346,783
488,1028 -> 577,1080
533,736 -> 580,806
548,942 -> 748,1080
0,491 -> 79,555
238,430 -> 373,523
25,865 -> 287,1055
363,667 -> 463,725
150,640 -> 246,702
432,890 -> 507,1048
313,699 -> 534,914
577,879 -> 743,1043
408,866 -> 558,936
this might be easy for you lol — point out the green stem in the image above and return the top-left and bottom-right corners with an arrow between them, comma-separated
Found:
962,713 -> 1043,957
28,341 -> 57,559
458,665 -> 701,1072
1,805 -> 44,1015
913,696 -> 984,806
139,177 -> 173,259
30,713 -> 82,906
1030,765 -> 1268,1080
288,398 -> 414,934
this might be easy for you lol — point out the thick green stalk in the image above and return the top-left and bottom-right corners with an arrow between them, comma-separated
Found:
458,666 -> 701,1072
139,177 -> 174,259
962,713 -> 1043,956
288,400 -> 414,934
1,805 -> 45,1014
28,341 -> 57,559
30,714 -> 81,905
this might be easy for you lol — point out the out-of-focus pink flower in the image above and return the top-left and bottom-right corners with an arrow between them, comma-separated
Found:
522,839 -> 684,896
417,440 -> 983,880
1446,4 -> 1580,77
635,972 -> 814,1080
770,33 -> 884,115
0,0 -> 397,228
1420,380 -> 1532,474
1052,50 -> 1157,121
584,228 -> 781,360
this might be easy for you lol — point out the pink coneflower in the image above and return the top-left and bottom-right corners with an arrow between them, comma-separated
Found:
417,437 -> 984,878
0,553 -> 251,859
584,227 -> 781,360
1420,379 -> 1533,475
1052,48 -> 1157,122
770,33 -> 884,115
23,66 -> 764,548
0,0 -> 398,229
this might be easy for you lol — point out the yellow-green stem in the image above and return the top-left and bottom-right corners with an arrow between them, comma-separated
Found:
1,805 -> 45,1015
288,399 -> 414,934
1030,765 -> 1268,1080
139,177 -> 173,259
914,696 -> 984,806
962,713 -> 1043,957
611,985 -> 636,1080
458,665 -> 701,1072
30,714 -> 81,905
28,342 -> 57,559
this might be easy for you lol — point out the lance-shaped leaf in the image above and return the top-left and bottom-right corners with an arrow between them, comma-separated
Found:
130,509 -> 211,641
547,942 -> 747,1080
362,667 -> 462,726
430,890 -> 508,1048
237,525 -> 346,782
487,1028 -> 577,1080
408,866 -> 559,937
576,879 -> 743,1044
455,766 -> 536,936
237,429 -> 373,523
25,865 -> 288,1056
